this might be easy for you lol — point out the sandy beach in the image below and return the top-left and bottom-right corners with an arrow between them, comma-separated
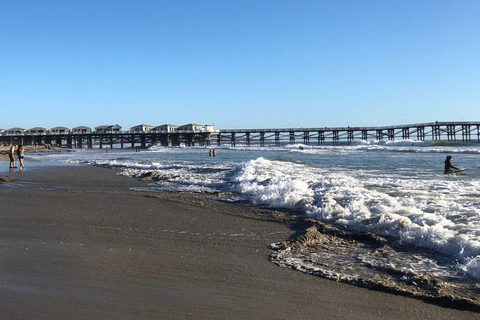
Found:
0,163 -> 478,319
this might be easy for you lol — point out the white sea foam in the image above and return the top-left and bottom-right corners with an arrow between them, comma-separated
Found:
234,156 -> 480,280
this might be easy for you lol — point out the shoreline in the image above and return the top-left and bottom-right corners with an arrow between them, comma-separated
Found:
0,165 -> 478,319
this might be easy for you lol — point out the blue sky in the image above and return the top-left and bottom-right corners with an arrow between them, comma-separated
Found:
1,0 -> 479,130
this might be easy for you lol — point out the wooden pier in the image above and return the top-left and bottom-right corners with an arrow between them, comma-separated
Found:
1,121 -> 480,148
216,121 -> 480,147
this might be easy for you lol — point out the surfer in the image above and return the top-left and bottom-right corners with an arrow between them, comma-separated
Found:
444,155 -> 459,174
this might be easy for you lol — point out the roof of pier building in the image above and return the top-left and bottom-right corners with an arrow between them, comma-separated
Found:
6,127 -> 26,133
152,124 -> 178,133
130,124 -> 155,133
94,124 -> 122,133
178,123 -> 207,131
27,127 -> 47,131
50,126 -> 70,132
72,126 -> 92,132
155,124 -> 178,128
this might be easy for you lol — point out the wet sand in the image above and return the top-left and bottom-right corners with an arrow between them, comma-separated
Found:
0,164 -> 478,319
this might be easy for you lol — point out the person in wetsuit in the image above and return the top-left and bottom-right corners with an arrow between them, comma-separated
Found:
444,155 -> 459,174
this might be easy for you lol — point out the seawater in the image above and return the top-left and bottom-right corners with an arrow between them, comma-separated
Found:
29,140 -> 480,305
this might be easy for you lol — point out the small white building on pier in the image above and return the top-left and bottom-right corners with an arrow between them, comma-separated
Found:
95,124 -> 122,134
153,124 -> 178,133
50,126 -> 70,134
72,126 -> 92,134
26,127 -> 47,135
130,124 -> 155,133
6,127 -> 25,135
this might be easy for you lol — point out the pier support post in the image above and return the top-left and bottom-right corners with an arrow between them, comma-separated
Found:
432,125 -> 441,141
151,133 -> 157,146
230,133 -> 235,147
289,132 -> 295,144
416,126 -> 425,141
332,130 -> 339,145
387,129 -> 395,141
275,132 -> 280,147
447,125 -> 456,141
462,125 -> 471,143
171,133 -> 180,147
205,133 -> 211,147
160,134 -> 168,146
361,130 -> 368,141
347,130 -> 354,144
318,131 -> 325,146
304,132 -> 310,145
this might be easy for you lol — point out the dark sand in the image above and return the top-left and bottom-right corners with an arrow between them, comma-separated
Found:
0,164 -> 478,319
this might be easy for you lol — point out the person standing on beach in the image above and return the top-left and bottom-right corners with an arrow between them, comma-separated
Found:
444,155 -> 459,174
8,145 -> 17,168
17,145 -> 25,170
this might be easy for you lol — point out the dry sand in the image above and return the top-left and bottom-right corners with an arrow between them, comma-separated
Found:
0,164 -> 478,319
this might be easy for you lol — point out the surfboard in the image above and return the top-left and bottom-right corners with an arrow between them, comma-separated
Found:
452,168 -> 466,173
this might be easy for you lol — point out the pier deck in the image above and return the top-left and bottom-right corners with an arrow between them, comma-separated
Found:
1,121 -> 479,148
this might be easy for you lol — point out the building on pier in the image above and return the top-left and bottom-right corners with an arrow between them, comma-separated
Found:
153,124 -> 178,133
178,123 -> 214,132
5,127 -> 25,135
72,126 -> 92,134
130,124 -> 155,133
26,127 -> 47,135
94,124 -> 122,134
50,126 -> 69,134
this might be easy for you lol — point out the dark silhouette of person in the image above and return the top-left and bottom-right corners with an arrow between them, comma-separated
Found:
444,155 -> 459,174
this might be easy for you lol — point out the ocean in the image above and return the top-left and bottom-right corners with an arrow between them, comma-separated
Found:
27,140 -> 480,306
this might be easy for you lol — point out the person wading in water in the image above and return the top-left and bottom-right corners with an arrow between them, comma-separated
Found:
444,155 -> 459,174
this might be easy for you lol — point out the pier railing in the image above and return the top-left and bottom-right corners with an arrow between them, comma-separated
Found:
1,121 -> 479,148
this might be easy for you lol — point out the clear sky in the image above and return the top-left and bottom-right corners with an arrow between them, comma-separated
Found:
1,0 -> 479,130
